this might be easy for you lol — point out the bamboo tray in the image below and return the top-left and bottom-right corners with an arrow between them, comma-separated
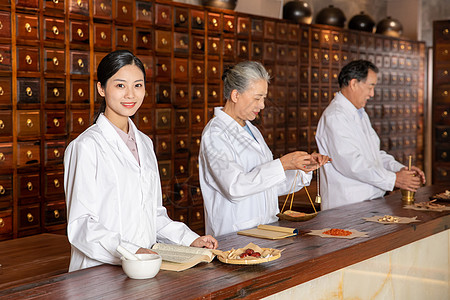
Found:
276,211 -> 317,222
217,251 -> 281,265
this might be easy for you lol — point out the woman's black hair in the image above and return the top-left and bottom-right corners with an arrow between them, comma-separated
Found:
94,50 -> 146,123
338,59 -> 379,88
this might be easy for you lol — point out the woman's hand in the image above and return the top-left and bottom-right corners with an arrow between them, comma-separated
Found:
190,235 -> 218,249
280,151 -> 312,171
136,247 -> 158,255
310,153 -> 331,168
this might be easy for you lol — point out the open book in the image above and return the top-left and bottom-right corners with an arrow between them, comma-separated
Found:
151,243 -> 215,272
237,224 -> 298,240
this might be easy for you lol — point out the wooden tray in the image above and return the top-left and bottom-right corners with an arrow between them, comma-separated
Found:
217,251 -> 281,265
277,211 -> 318,222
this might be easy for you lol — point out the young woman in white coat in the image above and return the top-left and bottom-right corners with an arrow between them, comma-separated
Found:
199,61 -> 330,236
64,50 -> 217,272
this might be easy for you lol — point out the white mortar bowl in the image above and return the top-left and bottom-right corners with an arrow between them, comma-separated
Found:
121,254 -> 162,279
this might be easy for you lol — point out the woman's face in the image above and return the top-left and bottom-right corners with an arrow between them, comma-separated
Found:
97,64 -> 145,124
233,79 -> 267,125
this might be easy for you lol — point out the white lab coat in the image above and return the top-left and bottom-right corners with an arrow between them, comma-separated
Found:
315,92 -> 405,210
64,114 -> 198,272
199,107 -> 312,237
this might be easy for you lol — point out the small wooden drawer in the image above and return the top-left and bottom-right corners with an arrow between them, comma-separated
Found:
191,60 -> 204,82
44,171 -> 64,196
69,0 -> 89,15
436,126 -> 450,143
251,18 -> 263,39
156,83 -> 171,104
174,58 -> 188,82
288,24 -> 299,42
115,27 -> 133,48
173,84 -> 188,106
264,20 -> 275,40
173,207 -> 188,224
207,61 -> 220,82
223,38 -> 235,60
0,77 -> 12,106
0,111 -> 12,136
136,29 -> 152,50
155,3 -> 171,27
44,201 -> 66,226
44,18 -> 65,42
223,15 -> 235,34
191,109 -> 204,130
262,106 -> 275,127
45,80 -> 65,104
275,66 -> 286,83
70,21 -> 89,44
434,85 -> 450,103
16,14 -> 39,41
190,186 -> 202,204
18,173 -> 40,199
251,41 -> 263,60
155,57 -> 171,80
44,49 -> 65,73
436,147 -> 450,162
287,127 -> 298,147
174,32 -> 189,54
434,105 -> 450,125
207,12 -> 221,33
17,110 -> 40,136
44,0 -> 66,11
0,143 -> 13,170
139,55 -> 153,79
0,11 -> 11,38
175,109 -> 188,130
17,47 -> 39,72
0,210 -> 12,237
45,111 -> 66,135
155,135 -> 171,158
155,108 -> 171,130
70,81 -> 89,105
287,107 -> 297,126
133,109 -> 152,133
263,42 -> 275,62
115,0 -> 133,23
175,134 -> 188,154
70,51 -> 89,75
237,16 -> 250,36
18,204 -> 40,230
436,44 -> 450,62
191,9 -> 205,30
70,110 -> 89,133
93,0 -> 112,19
136,0 -> 152,24
174,7 -> 188,28
191,35 -> 205,55
17,141 -> 40,167
155,30 -> 172,53
238,40 -> 249,59
276,22 -> 288,41
207,85 -> 220,105
158,160 -> 172,181
94,23 -> 112,49
173,182 -> 188,205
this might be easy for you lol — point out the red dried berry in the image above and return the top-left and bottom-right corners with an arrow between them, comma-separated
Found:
245,248 -> 254,255
252,252 -> 261,258
239,253 -> 248,258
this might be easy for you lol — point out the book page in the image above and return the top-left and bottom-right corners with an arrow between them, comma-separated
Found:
152,243 -> 214,262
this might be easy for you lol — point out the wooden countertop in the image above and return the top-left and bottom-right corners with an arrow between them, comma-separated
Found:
0,185 -> 449,299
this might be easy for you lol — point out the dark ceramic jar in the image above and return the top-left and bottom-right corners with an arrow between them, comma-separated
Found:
201,0 -> 237,10
315,5 -> 346,28
282,0 -> 312,24
348,11 -> 375,33
376,16 -> 403,37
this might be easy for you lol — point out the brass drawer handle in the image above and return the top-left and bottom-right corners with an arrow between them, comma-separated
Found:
241,45 -> 247,53
196,211 -> 201,219
25,55 -> 32,65
255,46 -> 260,54
142,36 -> 148,44
443,111 -> 448,118
291,111 -> 297,118
443,28 -> 449,35
54,209 -> 60,219
442,152 -> 448,159
179,65 -> 185,73
142,116 -> 149,124
179,14 -> 186,23
122,34 -> 128,43
179,214 -> 184,222
0,119 -> 4,129
0,218 -> 4,228
53,0 -> 59,3
0,55 -> 2,64
443,90 -> 448,97
162,64 -> 167,72
54,178 -> 60,188
27,213 -> 34,223
52,25 -> 59,35
196,41 -> 202,50
212,90 -> 217,98
27,150 -> 33,159
227,20 -> 233,29
242,23 -> 247,30
163,89 -> 169,98
196,115 -> 201,123
162,167 -> 167,176
161,38 -> 168,46
78,117 -> 84,126
161,11 -> 168,19
196,138 -> 200,146
77,59 -> 84,68
77,28 -> 84,38
52,57 -> 59,66
122,5 -> 127,14
162,193 -> 167,201
26,87 -> 33,97
161,116 -> 168,124
53,88 -> 60,97
161,141 -> 167,150
53,118 -> 60,127
77,88 -> 84,97
101,31 -> 106,40
443,131 -> 448,138
100,2 -> 106,10
0,21 -> 2,30
25,23 -> 32,33
77,0 -> 83,8
179,190 -> 184,197
179,39 -> 185,46
196,16 -> 202,25
0,153 -> 4,161
212,18 -> 218,27
27,182 -> 33,191
179,115 -> 185,123
142,9 -> 148,16
210,42 -> 217,51
196,187 -> 201,195
26,118 -> 33,127
179,165 -> 185,173
196,90 -> 201,98
179,90 -> 185,98
0,185 -> 4,194
179,140 -> 185,148
54,149 -> 60,158
227,43 -> 232,51
441,170 -> 448,177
